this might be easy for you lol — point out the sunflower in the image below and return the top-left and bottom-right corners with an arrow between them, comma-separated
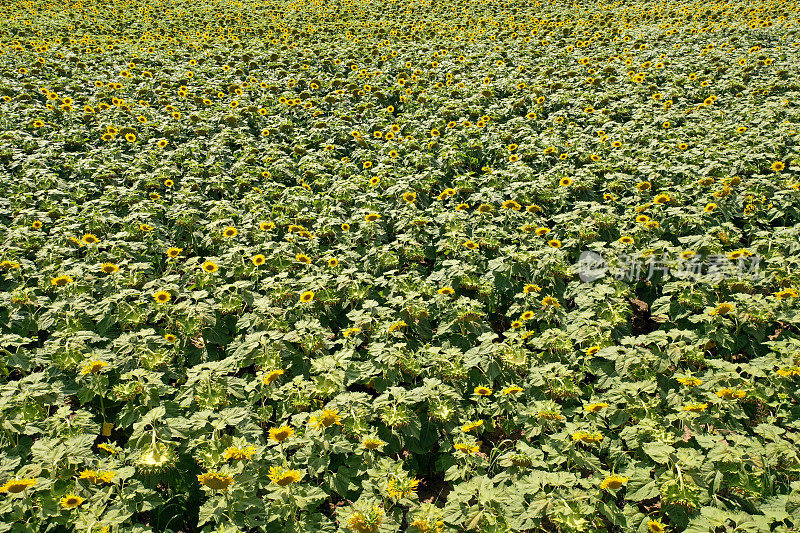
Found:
462,240 -> 479,250
710,302 -> 734,316
717,388 -> 746,400
224,446 -> 256,461
222,227 -> 237,238
501,385 -> 523,395
100,263 -> 120,274
164,334 -> 177,343
308,409 -> 342,429
704,203 -> 717,212
477,204 -> 493,213
636,181 -> 652,191
369,176 -> 380,185
541,296 -> 559,308
682,403 -> 708,413
362,436 -> 386,450
268,466 -> 302,487
386,477 -> 420,499
473,386 -> 492,396
51,274 -> 74,287
454,443 -> 480,454
341,223 -> 350,231
775,288 -> 799,299
78,470 -> 115,484
547,239 -> 562,248
59,494 -> 85,509
365,213 -> 381,222
139,224 -> 153,232
263,369 -> 285,385
461,420 -> 483,432
584,402 -> 609,413
81,233 -> 99,244
654,194 -> 671,204
97,443 -> 117,455
300,290 -> 315,303
197,471 -> 234,491
201,261 -> 218,273
0,478 -> 36,494
647,519 -> 666,533
571,431 -> 604,444
677,377 -> 702,386
600,475 -> 628,490
153,290 -> 171,304
559,177 -> 572,186
269,425 -> 295,442
251,254 -> 266,266
771,161 -> 785,172
403,191 -> 417,204
125,133 -> 136,142
502,200 -> 521,210
166,247 -> 182,259
618,236 -> 634,244
523,284 -> 541,293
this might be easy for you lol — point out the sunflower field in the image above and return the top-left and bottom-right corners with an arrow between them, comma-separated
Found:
1,0 -> 800,531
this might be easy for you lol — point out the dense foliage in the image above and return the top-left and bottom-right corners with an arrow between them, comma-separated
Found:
1,0 -> 800,531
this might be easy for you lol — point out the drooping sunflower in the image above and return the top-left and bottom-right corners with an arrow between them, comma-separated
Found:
197,471 -> 234,491
0,478 -> 36,494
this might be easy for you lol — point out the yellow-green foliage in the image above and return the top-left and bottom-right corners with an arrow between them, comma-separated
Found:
0,0 -> 799,531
